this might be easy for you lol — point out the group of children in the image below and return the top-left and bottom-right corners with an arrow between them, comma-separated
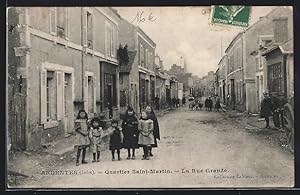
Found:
74,106 -> 160,166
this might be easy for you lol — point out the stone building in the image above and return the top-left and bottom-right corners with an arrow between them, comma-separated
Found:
251,7 -> 293,110
8,7 -> 120,150
222,7 -> 292,113
118,17 -> 156,113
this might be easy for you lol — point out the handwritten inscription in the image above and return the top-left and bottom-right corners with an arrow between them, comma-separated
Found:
131,11 -> 157,24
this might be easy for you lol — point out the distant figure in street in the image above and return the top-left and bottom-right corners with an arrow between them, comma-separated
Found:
260,92 -> 272,129
108,119 -> 124,161
194,97 -> 199,110
204,98 -> 209,111
145,105 -> 160,157
89,117 -> 104,163
226,94 -> 230,106
122,106 -> 139,160
198,98 -> 203,110
278,93 -> 288,129
182,97 -> 186,107
208,97 -> 213,111
215,95 -> 221,112
154,95 -> 160,110
74,110 -> 90,166
270,92 -> 280,129
138,111 -> 154,160
172,97 -> 177,108
176,98 -> 180,108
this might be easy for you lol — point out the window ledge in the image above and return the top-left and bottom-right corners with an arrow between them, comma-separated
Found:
44,120 -> 59,129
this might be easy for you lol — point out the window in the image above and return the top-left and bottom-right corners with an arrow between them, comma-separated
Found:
268,63 -> 284,94
145,49 -> 148,68
46,71 -> 57,121
50,7 -> 69,39
87,11 -> 93,49
105,22 -> 117,57
57,8 -> 67,38
139,44 -> 145,67
120,90 -> 127,107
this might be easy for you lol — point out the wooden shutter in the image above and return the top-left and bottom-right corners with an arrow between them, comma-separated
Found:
105,22 -> 110,56
56,71 -> 63,120
83,75 -> 88,112
93,76 -> 97,113
82,8 -> 87,47
40,69 -> 47,124
111,27 -> 114,57
50,8 -> 57,34
65,8 -> 70,39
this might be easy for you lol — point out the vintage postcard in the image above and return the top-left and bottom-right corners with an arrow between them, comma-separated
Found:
6,6 -> 294,189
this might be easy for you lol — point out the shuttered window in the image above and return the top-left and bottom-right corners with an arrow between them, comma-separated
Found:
41,69 -> 65,124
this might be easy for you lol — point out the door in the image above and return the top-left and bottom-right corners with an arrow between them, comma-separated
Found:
107,85 -> 113,118
230,79 -> 235,109
10,94 -> 26,150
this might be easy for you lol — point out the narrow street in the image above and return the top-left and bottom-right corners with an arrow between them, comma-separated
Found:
18,108 -> 294,188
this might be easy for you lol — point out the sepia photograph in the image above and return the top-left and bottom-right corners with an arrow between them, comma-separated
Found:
6,5 -> 294,189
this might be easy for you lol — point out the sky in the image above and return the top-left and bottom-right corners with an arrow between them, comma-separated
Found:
114,6 -> 278,78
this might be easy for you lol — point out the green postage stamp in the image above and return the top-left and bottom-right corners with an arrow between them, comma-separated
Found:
211,5 -> 251,27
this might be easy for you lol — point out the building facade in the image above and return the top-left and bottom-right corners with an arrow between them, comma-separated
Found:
8,7 -> 120,150
118,18 -> 156,113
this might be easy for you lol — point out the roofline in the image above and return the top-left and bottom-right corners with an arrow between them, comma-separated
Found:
137,27 -> 156,47
224,32 -> 243,53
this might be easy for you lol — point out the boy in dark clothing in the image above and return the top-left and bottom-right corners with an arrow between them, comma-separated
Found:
260,93 -> 272,128
270,92 -> 280,128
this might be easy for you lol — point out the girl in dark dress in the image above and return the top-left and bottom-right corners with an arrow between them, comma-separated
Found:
109,119 -> 124,161
145,105 -> 160,157
122,106 -> 139,160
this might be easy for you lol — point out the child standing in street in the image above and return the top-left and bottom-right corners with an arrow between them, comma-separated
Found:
89,117 -> 103,163
138,111 -> 154,160
122,106 -> 139,160
109,119 -> 123,161
74,110 -> 90,166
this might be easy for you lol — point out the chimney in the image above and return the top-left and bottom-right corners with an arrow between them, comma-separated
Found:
273,17 -> 288,44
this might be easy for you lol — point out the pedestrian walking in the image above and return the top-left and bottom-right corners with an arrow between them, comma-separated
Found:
194,97 -> 199,110
260,92 -> 272,128
215,95 -> 221,111
198,99 -> 203,110
271,92 -> 281,129
278,93 -> 288,129
138,111 -> 154,160
176,98 -> 180,108
204,98 -> 209,111
154,95 -> 160,110
208,97 -> 213,111
109,119 -> 124,161
182,97 -> 186,107
226,94 -> 230,107
74,110 -> 90,166
89,117 -> 104,163
122,106 -> 139,160
172,97 -> 177,108
145,105 -> 160,157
